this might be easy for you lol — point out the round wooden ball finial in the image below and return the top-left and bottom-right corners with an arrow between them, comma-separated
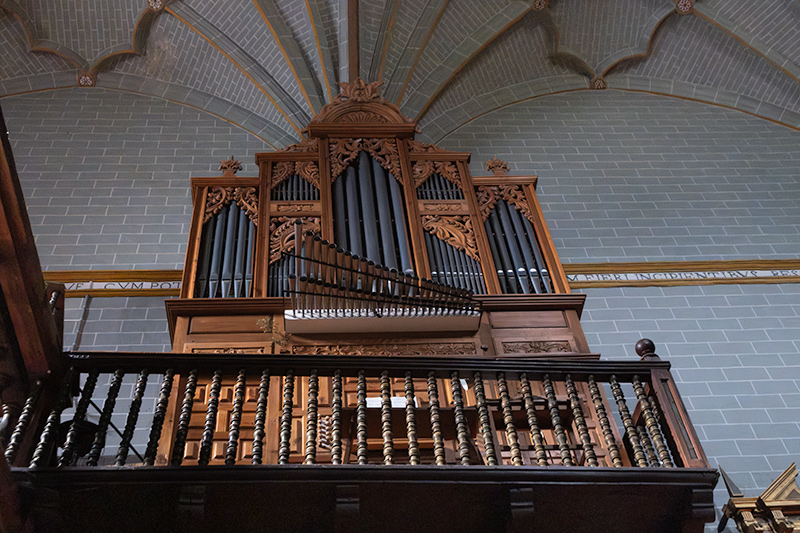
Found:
635,338 -> 659,360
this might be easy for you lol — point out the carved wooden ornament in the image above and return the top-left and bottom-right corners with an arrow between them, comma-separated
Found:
476,184 -> 534,224
407,139 -> 445,153
283,137 -> 319,153
204,186 -> 259,225
219,156 -> 243,175
502,341 -> 571,354
268,216 -> 320,265
291,342 -> 477,356
309,78 -> 415,126
329,138 -> 402,182
412,160 -> 462,190
421,215 -> 480,262
270,161 -> 320,191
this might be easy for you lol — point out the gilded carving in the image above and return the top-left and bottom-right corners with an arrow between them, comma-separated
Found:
502,341 -> 571,354
268,216 -> 320,265
329,138 -> 402,182
412,160 -> 462,190
291,342 -> 477,356
421,215 -> 480,262
204,186 -> 259,225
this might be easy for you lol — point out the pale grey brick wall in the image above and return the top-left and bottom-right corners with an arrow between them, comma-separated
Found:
438,90 -> 800,263
580,284 -> 800,531
3,88 -> 267,271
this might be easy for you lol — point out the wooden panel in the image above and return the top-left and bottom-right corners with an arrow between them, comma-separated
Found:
488,310 -> 566,329
189,315 -> 265,334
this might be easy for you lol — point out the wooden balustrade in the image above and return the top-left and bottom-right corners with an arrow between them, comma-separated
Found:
5,352 -> 707,471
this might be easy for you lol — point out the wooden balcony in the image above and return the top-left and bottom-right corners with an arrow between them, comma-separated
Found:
3,352 -> 718,532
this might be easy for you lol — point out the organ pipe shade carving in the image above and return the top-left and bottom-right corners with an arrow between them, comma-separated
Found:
332,151 -> 414,275
267,217 -> 321,297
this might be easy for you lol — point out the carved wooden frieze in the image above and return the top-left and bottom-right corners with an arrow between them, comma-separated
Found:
418,201 -> 468,214
268,216 -> 320,265
501,341 -> 571,354
271,161 -> 320,191
204,186 -> 259,225
476,184 -> 534,224
190,347 -> 267,354
329,138 -> 402,182
291,342 -> 478,356
412,160 -> 462,190
421,215 -> 480,262
274,203 -> 317,213
309,79 -> 415,125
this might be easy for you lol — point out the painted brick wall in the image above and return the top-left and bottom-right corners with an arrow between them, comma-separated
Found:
438,90 -> 800,263
2,88 -> 267,271
580,284 -> 800,530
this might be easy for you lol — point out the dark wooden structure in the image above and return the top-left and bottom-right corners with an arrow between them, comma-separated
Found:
0,84 -> 718,532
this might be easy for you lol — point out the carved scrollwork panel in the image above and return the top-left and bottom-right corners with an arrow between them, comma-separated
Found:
274,203 -> 316,213
407,139 -> 445,153
268,216 -> 320,265
204,186 -> 233,223
284,137 -> 319,153
421,215 -> 480,262
205,186 -> 259,225
295,161 -> 320,190
329,138 -> 402,183
271,161 -> 294,190
476,184 -> 533,224
501,341 -> 571,354
419,201 -> 467,214
233,187 -> 259,225
476,186 -> 499,221
499,184 -> 534,224
412,160 -> 462,191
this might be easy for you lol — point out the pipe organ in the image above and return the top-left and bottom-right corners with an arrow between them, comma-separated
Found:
169,79 -> 593,466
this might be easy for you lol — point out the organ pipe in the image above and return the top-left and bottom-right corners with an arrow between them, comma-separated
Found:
195,202 -> 256,298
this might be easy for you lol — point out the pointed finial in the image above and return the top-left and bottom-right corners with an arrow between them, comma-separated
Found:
719,467 -> 744,498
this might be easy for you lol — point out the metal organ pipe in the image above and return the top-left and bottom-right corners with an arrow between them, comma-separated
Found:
495,200 -> 532,294
372,158 -> 398,270
357,152 -> 382,263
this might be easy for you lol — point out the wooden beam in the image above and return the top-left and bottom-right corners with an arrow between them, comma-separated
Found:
0,106 -> 61,380
347,0 -> 359,82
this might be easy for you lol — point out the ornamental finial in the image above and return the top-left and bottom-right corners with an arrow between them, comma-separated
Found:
219,156 -> 243,175
335,78 -> 383,103
485,156 -> 510,176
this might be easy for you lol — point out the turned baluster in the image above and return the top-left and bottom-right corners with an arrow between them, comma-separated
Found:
565,375 -> 597,467
473,372 -> 498,465
251,370 -> 270,465
497,373 -> 522,466
427,372 -> 446,465
519,373 -> 548,466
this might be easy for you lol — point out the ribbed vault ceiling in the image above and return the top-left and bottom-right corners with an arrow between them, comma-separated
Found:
0,0 -> 798,148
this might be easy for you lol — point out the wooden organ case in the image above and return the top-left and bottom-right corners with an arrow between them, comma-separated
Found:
165,79 -> 596,467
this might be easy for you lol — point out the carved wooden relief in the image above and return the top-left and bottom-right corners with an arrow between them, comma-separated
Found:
407,139 -> 445,153
421,215 -> 480,262
291,342 -> 478,356
284,137 -> 319,153
274,203 -> 316,213
476,184 -> 534,224
412,160 -> 462,190
271,161 -> 320,191
310,79 -> 414,125
329,138 -> 402,182
501,341 -> 571,354
218,156 -> 243,175
419,201 -> 467,214
268,216 -> 320,264
204,186 -> 259,225
190,347 -> 267,354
